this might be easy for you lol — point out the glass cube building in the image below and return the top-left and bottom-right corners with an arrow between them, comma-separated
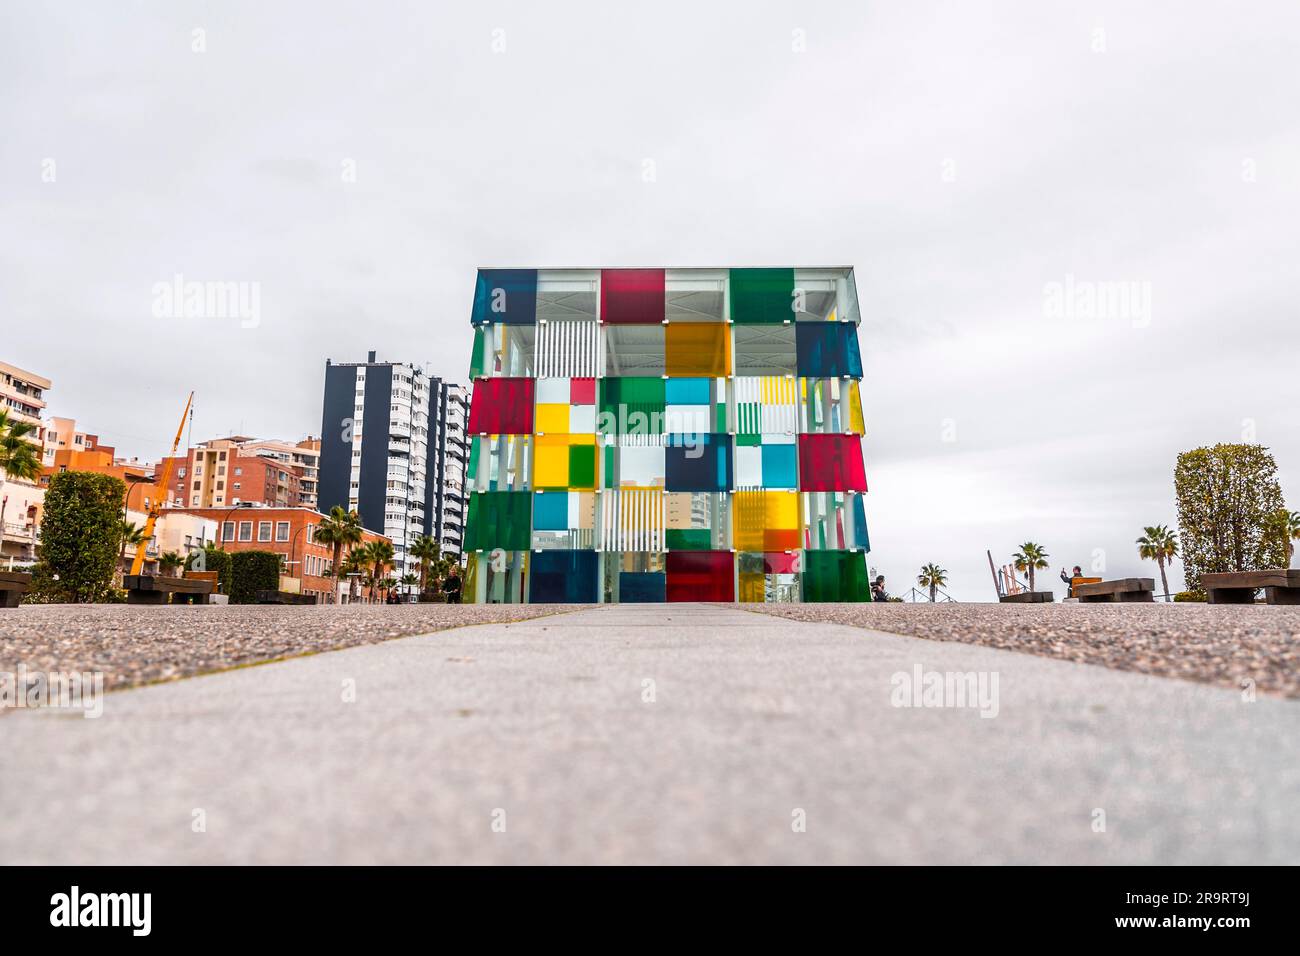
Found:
462,268 -> 871,604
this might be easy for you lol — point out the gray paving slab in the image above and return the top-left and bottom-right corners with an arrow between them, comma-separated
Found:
2,603 -> 1296,864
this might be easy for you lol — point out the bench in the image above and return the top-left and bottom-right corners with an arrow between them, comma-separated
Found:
1074,578 -> 1155,603
999,591 -> 1054,603
122,574 -> 214,605
1203,570 -> 1300,605
0,571 -> 32,608
1068,575 -> 1101,597
256,590 -> 317,605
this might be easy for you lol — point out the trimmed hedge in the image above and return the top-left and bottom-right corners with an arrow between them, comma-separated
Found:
30,471 -> 126,603
1173,590 -> 1207,603
185,546 -> 233,595
228,550 -> 282,604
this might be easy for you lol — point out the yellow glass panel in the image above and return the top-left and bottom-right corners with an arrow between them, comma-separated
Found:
848,381 -> 865,434
732,490 -> 767,551
666,323 -> 730,377
535,403 -> 569,435
766,491 -> 799,530
533,434 -> 570,487
463,554 -> 479,603
739,572 -> 765,603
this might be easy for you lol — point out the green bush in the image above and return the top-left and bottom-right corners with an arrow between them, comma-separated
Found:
228,550 -> 281,604
31,471 -> 126,603
1173,590 -> 1207,603
186,546 -> 233,595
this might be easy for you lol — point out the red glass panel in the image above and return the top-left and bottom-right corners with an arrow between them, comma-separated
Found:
797,434 -> 867,492
762,552 -> 799,574
570,377 -> 596,404
601,269 -> 665,324
666,550 -> 734,602
467,378 -> 535,435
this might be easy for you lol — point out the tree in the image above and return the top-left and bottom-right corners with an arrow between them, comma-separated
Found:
1174,444 -> 1287,592
118,520 -> 146,564
0,409 -> 41,479
1270,509 -> 1300,568
0,407 -> 43,536
409,535 -> 442,595
337,550 -> 366,603
916,563 -> 948,603
158,551 -> 184,576
1136,525 -> 1179,601
1012,542 -> 1049,592
312,506 -> 364,603
31,471 -> 126,602
360,539 -> 395,602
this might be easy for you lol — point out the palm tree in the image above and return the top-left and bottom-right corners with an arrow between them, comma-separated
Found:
1012,542 -> 1050,593
313,506 -> 364,603
337,550 -> 366,603
1136,524 -> 1179,601
360,539 -> 395,603
400,572 -> 419,603
917,563 -> 948,603
409,535 -> 442,596
119,520 -> 146,563
1276,509 -> 1300,568
0,408 -> 43,535
158,551 -> 184,577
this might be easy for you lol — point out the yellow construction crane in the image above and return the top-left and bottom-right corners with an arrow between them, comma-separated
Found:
129,392 -> 194,577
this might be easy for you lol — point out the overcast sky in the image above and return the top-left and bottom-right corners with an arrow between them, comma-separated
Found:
4,1 -> 1298,600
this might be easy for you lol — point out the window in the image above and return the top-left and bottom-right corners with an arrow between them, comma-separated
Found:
275,521 -> 290,542
235,467 -> 242,476
238,521 -> 252,542
223,521 -> 235,542
193,481 -> 201,491
234,482 -> 241,490
258,521 -> 272,542
306,524 -> 314,544
178,467 -> 186,478
216,481 -> 224,490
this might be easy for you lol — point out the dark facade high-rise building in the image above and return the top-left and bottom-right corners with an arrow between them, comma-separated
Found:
318,352 -> 468,589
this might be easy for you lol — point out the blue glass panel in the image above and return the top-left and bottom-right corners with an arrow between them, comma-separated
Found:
619,571 -> 666,603
852,494 -> 870,552
665,377 -> 711,405
530,550 -> 598,603
795,323 -> 863,378
760,443 -> 798,488
665,434 -> 733,491
472,269 -> 538,325
532,492 -> 568,531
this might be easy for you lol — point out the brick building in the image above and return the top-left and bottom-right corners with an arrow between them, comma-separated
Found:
177,505 -> 388,603
160,437 -> 307,511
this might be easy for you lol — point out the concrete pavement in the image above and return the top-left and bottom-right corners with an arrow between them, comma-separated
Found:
2,603 -> 1297,864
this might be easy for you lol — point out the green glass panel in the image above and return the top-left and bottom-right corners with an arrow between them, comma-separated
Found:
666,528 -> 714,550
604,445 -> 616,488
568,444 -> 596,488
465,491 -> 531,552
730,268 -> 794,325
467,438 -> 480,479
714,400 -> 727,433
735,433 -> 761,447
468,326 -> 487,379
802,550 -> 870,602
599,377 -> 666,435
